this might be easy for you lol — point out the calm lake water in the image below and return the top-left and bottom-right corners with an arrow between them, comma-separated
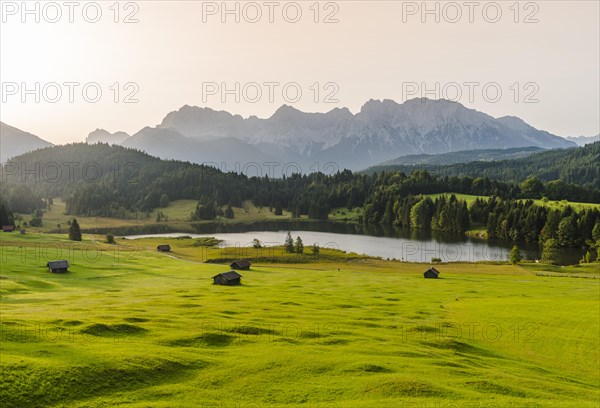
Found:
124,222 -> 582,263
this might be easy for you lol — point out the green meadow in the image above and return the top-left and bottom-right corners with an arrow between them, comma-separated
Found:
521,199 -> 600,212
28,199 -> 303,234
1,233 -> 599,407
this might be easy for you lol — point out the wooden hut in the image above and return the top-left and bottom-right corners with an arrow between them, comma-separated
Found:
157,244 -> 171,252
230,259 -> 251,270
424,267 -> 440,279
47,260 -> 69,273
2,225 -> 14,232
213,271 -> 242,286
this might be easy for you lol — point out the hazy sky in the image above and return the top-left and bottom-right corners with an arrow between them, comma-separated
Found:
1,0 -> 599,144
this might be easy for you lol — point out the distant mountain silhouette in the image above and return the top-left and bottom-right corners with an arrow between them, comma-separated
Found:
0,122 -> 53,162
95,98 -> 577,171
565,134 -> 600,146
86,129 -> 130,145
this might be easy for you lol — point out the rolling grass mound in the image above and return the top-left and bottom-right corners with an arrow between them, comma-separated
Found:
0,358 -> 198,407
1,232 -> 598,407
167,332 -> 235,348
365,377 -> 450,397
80,323 -> 148,337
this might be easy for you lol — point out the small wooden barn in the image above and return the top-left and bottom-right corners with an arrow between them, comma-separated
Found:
213,271 -> 242,286
424,267 -> 440,279
47,260 -> 69,273
2,225 -> 14,232
157,244 -> 171,252
230,259 -> 251,270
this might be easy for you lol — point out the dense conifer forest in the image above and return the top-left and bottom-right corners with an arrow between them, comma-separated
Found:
1,143 -> 599,250
366,142 -> 600,190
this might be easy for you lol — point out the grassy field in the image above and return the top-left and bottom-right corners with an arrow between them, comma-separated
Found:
329,208 -> 362,223
1,232 -> 599,407
28,199 -> 299,232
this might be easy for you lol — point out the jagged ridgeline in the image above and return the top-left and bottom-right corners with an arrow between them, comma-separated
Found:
366,141 -> 600,189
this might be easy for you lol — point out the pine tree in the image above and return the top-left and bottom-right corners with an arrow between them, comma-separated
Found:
541,210 -> 561,241
284,231 -> 294,253
294,236 -> 304,254
159,194 -> 169,207
509,245 -> 522,264
541,238 -> 559,264
557,215 -> 579,247
460,201 -> 470,233
410,198 -> 432,230
69,218 -> 82,241
225,203 -> 234,219
311,244 -> 320,256
0,204 -> 14,227
592,221 -> 600,242
274,202 -> 283,216
292,206 -> 301,218
382,199 -> 394,225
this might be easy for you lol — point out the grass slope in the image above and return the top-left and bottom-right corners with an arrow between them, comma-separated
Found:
27,199 -> 298,232
0,233 -> 599,407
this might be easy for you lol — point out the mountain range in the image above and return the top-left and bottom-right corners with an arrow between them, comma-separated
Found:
1,99 -> 582,170
0,121 -> 53,163
86,129 -> 130,145
564,135 -> 600,146
88,99 -> 576,171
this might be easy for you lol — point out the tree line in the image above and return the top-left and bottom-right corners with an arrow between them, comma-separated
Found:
365,142 -> 600,200
2,143 -> 599,255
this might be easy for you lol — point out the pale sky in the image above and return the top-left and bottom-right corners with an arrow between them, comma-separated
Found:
1,0 -> 599,144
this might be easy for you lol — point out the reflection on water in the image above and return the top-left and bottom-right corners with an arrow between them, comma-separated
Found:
124,221 -> 583,264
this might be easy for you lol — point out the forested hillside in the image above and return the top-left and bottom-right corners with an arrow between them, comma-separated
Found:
376,146 -> 544,167
2,143 -> 599,252
366,142 -> 600,189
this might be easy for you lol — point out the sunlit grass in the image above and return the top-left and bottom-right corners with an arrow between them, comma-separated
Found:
0,232 -> 598,407
21,199 -> 299,232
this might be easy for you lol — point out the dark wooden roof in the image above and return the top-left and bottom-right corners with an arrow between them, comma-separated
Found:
2,225 -> 14,231
230,259 -> 251,267
47,260 -> 69,269
213,271 -> 242,280
157,244 -> 171,250
425,267 -> 440,275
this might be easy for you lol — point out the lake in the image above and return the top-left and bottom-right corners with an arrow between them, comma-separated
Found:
123,222 -> 578,263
